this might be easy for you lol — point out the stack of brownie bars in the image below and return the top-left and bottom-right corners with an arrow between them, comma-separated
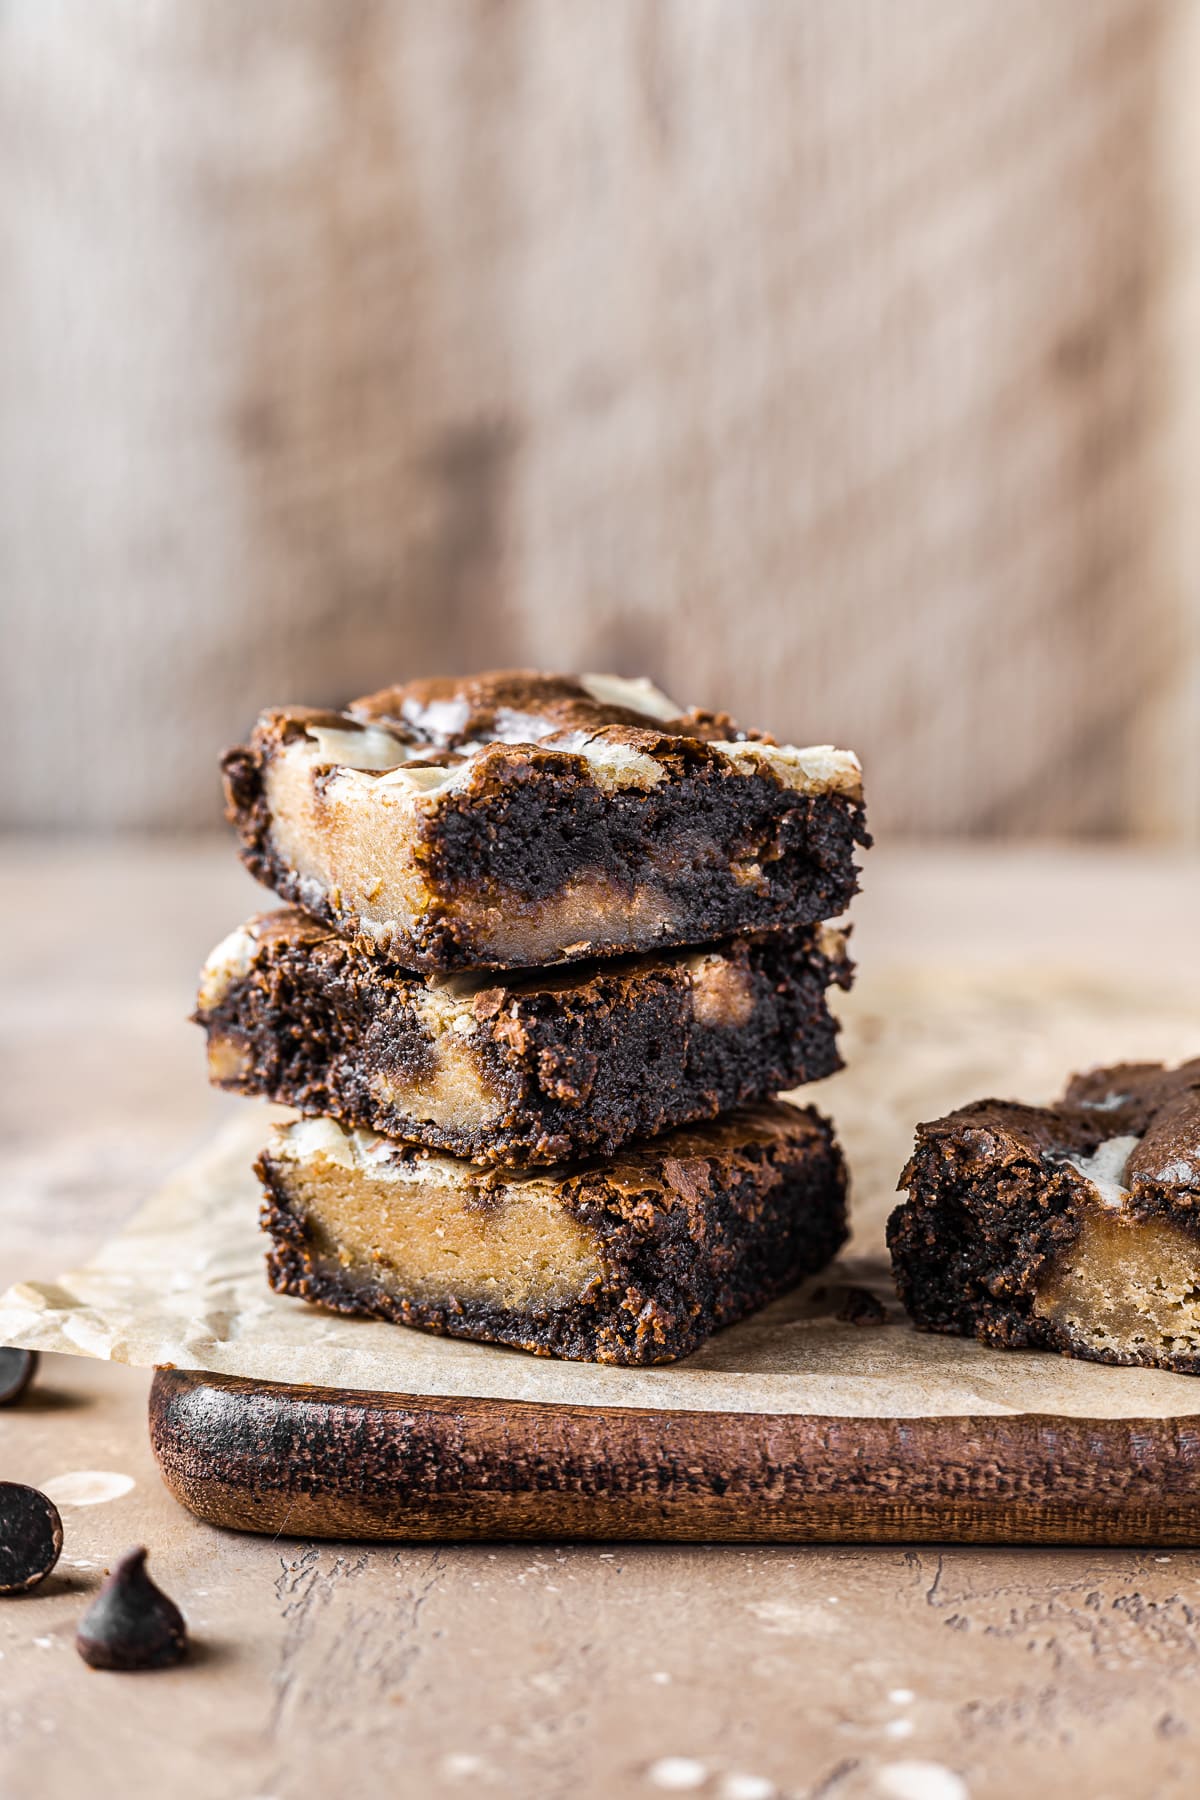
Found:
194,672 -> 869,1366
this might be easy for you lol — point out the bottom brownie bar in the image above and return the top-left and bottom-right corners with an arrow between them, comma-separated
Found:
258,1102 -> 848,1365
888,1058 -> 1200,1374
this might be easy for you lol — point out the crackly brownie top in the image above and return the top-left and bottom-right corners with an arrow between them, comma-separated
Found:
906,1058 -> 1200,1206
240,670 -> 864,801
352,670 -> 753,748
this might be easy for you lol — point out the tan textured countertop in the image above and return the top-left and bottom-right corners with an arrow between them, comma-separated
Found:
3,839 -> 1200,1800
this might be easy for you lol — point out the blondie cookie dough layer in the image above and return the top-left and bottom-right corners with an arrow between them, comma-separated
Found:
888,1059 -> 1200,1374
258,1102 -> 848,1365
197,908 -> 851,1165
222,671 -> 867,974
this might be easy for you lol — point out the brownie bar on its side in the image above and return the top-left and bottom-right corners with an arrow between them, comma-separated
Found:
221,670 -> 867,974
888,1058 -> 1200,1374
258,1101 -> 849,1366
196,908 -> 852,1166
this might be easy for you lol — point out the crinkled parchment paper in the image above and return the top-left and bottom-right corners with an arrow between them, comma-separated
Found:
3,966 -> 1200,1418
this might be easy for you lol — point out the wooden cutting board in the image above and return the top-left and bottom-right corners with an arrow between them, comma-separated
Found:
143,960 -> 1200,1547
149,1370 -> 1200,1544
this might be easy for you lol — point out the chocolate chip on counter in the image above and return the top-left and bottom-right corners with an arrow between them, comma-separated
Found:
0,1482 -> 63,1593
0,1347 -> 38,1406
76,1547 -> 188,1671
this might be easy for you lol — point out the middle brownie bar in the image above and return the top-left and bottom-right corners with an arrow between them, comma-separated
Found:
196,908 -> 851,1166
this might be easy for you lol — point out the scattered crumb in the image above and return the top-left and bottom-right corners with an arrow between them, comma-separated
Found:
875,1762 -> 968,1800
721,1776 -> 775,1800
651,1671 -> 672,1685
837,1286 -> 888,1326
647,1758 -> 708,1791
441,1753 -> 487,1780
888,1689 -> 916,1706
885,1719 -> 915,1740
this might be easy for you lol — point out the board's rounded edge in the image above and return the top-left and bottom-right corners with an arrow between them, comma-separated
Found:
148,1369 -> 1200,1545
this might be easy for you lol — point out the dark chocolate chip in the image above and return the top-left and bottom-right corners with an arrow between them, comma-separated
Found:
76,1547 -> 188,1671
0,1482 -> 63,1593
836,1285 -> 888,1326
0,1347 -> 38,1406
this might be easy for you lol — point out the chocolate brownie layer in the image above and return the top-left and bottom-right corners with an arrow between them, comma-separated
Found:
196,908 -> 852,1165
889,1058 -> 1200,1374
258,1101 -> 848,1365
222,671 -> 867,974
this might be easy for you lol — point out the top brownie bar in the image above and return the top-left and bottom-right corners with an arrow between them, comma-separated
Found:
222,670 -> 867,974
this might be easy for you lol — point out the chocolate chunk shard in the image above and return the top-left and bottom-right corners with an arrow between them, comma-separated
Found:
0,1482 -> 63,1593
221,669 -> 867,974
76,1547 -> 188,1670
889,1057 -> 1200,1374
0,1347 -> 38,1406
836,1285 -> 888,1326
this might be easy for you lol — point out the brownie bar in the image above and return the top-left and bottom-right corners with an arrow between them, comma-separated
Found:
222,671 -> 867,974
888,1058 -> 1200,1374
258,1101 -> 848,1365
196,908 -> 852,1166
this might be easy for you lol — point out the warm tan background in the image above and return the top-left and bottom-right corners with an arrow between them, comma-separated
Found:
4,0 -> 1199,840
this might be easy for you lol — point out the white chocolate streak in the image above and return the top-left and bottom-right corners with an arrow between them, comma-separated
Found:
302,726 -> 863,799
277,1115 -> 558,1200
544,730 -> 666,791
579,672 -> 682,720
196,923 -> 261,1010
1061,1134 -> 1141,1209
307,723 -> 415,771
710,741 -> 863,799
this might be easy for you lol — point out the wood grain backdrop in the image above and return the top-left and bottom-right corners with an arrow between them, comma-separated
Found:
2,1 -> 1197,838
